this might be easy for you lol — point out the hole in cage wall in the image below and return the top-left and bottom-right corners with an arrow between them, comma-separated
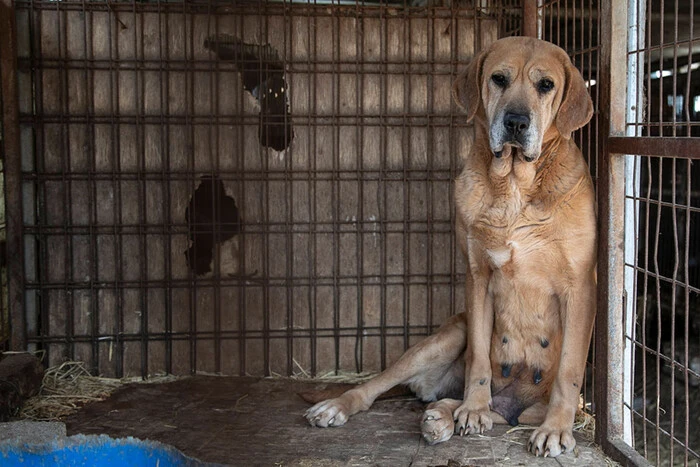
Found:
185,176 -> 241,277
204,34 -> 293,152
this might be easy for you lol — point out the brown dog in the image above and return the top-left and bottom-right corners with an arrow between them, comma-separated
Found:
305,36 -> 596,458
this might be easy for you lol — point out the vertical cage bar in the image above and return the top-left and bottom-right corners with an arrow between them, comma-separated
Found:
353,3 -> 364,373
523,0 -> 537,38
596,0 -> 631,457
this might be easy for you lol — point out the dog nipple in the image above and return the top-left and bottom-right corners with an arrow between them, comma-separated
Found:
495,150 -> 503,158
533,369 -> 543,385
540,338 -> 549,348
502,336 -> 509,344
524,155 -> 534,162
501,364 -> 512,378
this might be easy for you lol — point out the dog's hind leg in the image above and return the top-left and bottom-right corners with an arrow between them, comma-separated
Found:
305,313 -> 468,428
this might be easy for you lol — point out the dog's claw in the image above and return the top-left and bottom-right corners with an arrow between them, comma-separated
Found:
528,424 -> 574,457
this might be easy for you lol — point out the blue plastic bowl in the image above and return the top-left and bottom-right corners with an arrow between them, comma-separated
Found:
0,434 -> 218,466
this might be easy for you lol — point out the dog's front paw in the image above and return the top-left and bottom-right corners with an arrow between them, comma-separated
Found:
453,403 -> 493,435
305,398 -> 351,428
421,407 -> 455,445
528,423 -> 576,457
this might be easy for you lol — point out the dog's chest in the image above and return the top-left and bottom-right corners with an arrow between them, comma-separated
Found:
468,176 -> 549,271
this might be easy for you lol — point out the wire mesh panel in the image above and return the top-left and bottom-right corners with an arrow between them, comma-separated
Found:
622,2 -> 700,465
10,1 -> 524,379
540,0 -> 599,171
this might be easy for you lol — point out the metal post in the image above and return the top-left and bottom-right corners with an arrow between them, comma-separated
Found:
0,0 -> 26,350
597,1 -> 651,465
522,0 -> 538,38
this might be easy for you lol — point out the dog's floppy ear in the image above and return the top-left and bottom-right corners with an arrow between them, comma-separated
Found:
555,58 -> 594,139
452,49 -> 486,122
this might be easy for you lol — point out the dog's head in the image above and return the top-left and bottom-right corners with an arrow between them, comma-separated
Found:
453,37 -> 593,162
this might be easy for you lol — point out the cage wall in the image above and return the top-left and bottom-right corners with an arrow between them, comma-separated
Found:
551,0 -> 700,465
622,1 -> 700,465
11,1 -> 513,378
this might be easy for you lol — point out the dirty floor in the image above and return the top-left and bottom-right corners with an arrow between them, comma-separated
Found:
63,376 -> 613,466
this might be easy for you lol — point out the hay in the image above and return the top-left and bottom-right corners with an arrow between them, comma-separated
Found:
574,407 -> 596,439
278,359 -> 377,384
20,361 -> 121,421
19,361 -> 178,422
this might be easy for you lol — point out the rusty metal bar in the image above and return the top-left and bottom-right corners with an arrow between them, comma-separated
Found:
595,0 -> 630,460
609,136 -> 700,159
0,0 -> 26,350
522,0 -> 538,38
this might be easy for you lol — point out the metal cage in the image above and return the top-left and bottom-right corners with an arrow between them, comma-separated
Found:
1,1 -> 698,466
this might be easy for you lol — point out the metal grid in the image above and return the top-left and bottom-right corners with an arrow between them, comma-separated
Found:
566,0 -> 700,465
540,2 -> 700,466
4,1 -> 525,379
622,2 -> 700,465
539,0 -> 599,170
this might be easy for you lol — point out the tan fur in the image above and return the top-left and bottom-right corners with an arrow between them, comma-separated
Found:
305,37 -> 596,459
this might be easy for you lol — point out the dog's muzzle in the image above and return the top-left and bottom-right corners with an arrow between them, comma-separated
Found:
491,110 -> 537,162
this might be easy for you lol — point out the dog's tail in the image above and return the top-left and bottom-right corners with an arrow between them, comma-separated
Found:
298,384 -> 412,404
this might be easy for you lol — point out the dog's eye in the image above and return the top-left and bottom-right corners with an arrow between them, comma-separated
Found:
537,78 -> 555,94
491,73 -> 508,88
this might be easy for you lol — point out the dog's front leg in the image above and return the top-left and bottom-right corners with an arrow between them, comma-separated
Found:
453,269 -> 494,436
528,273 -> 596,457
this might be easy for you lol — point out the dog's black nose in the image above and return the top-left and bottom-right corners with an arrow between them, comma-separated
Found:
504,112 -> 530,137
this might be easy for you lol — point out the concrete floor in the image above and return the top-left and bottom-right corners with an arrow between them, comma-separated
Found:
53,376 -> 614,466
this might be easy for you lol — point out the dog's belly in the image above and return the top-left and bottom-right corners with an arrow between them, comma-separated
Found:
487,259 -> 562,425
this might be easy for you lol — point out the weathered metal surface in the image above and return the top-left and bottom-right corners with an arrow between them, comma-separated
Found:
0,0 -> 26,350
594,0 -> 628,457
522,0 -> 538,38
608,136 -> 700,159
